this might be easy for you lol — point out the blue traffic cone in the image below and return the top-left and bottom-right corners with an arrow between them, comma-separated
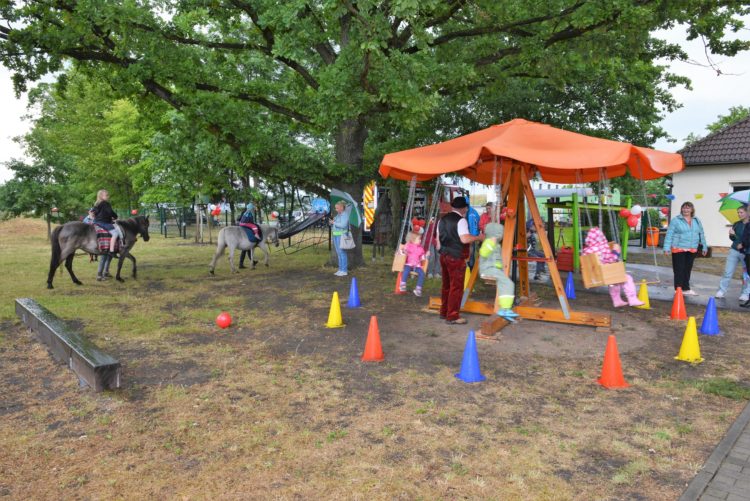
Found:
699,297 -> 721,336
565,272 -> 576,299
346,277 -> 361,308
455,331 -> 486,383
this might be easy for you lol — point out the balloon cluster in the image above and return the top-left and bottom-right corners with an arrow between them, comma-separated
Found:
411,217 -> 426,234
619,205 -> 643,228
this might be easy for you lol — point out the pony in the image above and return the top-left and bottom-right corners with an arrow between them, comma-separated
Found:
209,224 -> 279,274
47,216 -> 151,289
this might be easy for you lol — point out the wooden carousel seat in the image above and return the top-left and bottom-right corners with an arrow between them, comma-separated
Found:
580,252 -> 626,289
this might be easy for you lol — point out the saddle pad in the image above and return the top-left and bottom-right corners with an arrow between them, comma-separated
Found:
239,223 -> 262,242
95,226 -> 120,253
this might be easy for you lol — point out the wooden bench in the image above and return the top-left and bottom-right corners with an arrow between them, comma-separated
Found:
15,298 -> 121,392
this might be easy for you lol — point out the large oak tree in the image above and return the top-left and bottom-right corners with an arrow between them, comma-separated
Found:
2,1 -> 748,265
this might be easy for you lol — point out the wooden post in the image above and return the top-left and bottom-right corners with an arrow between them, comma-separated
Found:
519,166 -> 572,319
572,192 -> 580,271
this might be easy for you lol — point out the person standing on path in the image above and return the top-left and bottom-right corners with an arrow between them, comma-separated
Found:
663,201 -> 707,295
739,214 -> 750,308
436,196 -> 484,324
715,204 -> 750,304
330,200 -> 353,276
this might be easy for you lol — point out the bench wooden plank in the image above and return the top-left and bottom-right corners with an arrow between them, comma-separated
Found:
15,298 -> 121,391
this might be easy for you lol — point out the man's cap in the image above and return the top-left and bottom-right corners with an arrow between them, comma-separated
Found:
451,196 -> 468,209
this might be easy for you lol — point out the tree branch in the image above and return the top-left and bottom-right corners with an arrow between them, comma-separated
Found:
229,0 -> 320,90
194,83 -> 312,124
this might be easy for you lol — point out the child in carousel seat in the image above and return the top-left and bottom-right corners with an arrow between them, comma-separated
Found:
582,227 -> 644,307
478,222 -> 518,321
399,231 -> 429,296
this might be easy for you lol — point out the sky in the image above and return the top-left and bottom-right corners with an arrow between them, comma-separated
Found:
1,25 -> 749,184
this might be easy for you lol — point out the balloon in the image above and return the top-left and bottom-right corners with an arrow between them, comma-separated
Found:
211,207 -> 221,216
619,208 -> 631,218
666,194 -> 676,200
630,205 -> 642,216
660,207 -> 669,215
131,209 -> 138,215
270,210 -> 279,219
216,312 -> 232,329
627,215 -> 639,228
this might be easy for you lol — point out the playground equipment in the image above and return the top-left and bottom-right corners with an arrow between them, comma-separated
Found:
379,118 -> 683,331
276,198 -> 330,255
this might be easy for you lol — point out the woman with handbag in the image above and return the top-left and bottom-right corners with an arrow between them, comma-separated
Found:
330,200 -> 353,276
663,201 -> 707,295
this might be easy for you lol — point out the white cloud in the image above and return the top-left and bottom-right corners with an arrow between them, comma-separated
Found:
0,66 -> 34,182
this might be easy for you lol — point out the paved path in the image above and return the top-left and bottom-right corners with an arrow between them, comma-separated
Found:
616,250 -> 750,499
679,402 -> 750,501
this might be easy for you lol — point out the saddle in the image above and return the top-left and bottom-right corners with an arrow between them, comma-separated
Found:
94,225 -> 121,253
239,222 -> 262,243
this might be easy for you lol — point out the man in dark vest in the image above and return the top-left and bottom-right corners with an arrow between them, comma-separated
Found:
437,196 -> 485,324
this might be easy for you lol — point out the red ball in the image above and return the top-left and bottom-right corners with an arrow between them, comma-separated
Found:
660,207 -> 669,215
627,215 -> 640,228
131,209 -> 138,215
619,208 -> 631,218
216,312 -> 232,329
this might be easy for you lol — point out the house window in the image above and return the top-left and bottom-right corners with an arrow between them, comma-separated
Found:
733,185 -> 750,192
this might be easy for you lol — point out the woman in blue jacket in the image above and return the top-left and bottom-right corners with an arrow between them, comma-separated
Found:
663,201 -> 707,295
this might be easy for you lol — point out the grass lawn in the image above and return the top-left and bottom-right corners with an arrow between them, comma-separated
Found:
1,217 -> 749,500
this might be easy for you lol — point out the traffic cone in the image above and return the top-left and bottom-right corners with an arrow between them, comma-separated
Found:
565,272 -> 576,299
699,297 -> 721,336
675,317 -> 703,364
325,292 -> 345,328
670,287 -> 688,320
394,272 -> 406,295
361,316 -> 384,362
455,331 -> 486,383
597,335 -> 629,389
634,280 -> 651,310
346,277 -> 361,308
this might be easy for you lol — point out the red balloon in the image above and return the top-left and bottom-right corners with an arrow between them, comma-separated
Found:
619,208 -> 631,218
216,312 -> 232,329
627,215 -> 639,228
211,208 -> 221,216
660,207 -> 669,215
131,209 -> 138,215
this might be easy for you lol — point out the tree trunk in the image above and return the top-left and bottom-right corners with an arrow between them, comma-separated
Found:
331,117 -> 369,269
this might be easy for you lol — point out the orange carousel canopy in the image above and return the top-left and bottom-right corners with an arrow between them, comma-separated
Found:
379,119 -> 683,184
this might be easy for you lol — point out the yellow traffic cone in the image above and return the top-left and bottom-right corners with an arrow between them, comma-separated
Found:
325,292 -> 345,328
675,317 -> 703,364
635,280 -> 651,310
464,266 -> 471,289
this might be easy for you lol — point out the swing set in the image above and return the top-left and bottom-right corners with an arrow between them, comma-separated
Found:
380,119 -> 683,330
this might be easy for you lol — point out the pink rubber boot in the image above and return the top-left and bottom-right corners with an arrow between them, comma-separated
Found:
608,284 -> 628,307
623,275 -> 645,307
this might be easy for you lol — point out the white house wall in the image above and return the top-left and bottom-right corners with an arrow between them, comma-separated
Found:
671,163 -> 750,248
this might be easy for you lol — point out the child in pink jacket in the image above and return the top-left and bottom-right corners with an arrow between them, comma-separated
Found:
400,231 -> 429,296
582,227 -> 644,307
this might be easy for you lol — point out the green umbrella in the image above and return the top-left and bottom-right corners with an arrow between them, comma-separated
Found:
718,195 -> 747,224
330,188 -> 363,228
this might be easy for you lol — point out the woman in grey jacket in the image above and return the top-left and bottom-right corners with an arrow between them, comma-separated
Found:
663,201 -> 707,295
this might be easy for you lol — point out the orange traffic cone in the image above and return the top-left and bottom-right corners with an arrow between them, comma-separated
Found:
361,316 -> 384,362
670,287 -> 688,320
394,272 -> 406,295
597,335 -> 629,389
